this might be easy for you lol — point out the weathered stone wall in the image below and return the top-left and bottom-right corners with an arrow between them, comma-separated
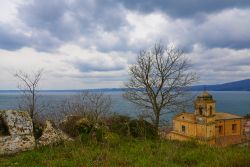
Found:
37,120 -> 72,147
0,110 -> 35,155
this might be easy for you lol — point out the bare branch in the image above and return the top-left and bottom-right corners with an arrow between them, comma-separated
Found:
123,43 -> 198,131
14,69 -> 43,120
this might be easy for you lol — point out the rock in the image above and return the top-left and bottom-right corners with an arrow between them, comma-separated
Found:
0,110 -> 35,155
37,120 -> 72,147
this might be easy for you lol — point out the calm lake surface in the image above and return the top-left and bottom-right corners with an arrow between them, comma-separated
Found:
0,91 -> 249,120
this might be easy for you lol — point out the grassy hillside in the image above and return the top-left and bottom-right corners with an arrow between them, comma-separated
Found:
0,138 -> 249,167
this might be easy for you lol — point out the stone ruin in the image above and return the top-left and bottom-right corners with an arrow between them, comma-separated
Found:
0,110 -> 71,155
37,120 -> 72,147
0,110 -> 35,155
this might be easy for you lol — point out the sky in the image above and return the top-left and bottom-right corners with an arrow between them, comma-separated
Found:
0,0 -> 250,89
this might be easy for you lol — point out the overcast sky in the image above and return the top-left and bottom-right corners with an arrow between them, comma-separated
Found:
0,0 -> 250,89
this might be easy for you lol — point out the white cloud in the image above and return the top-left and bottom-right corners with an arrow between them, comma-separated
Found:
0,0 -> 20,23
0,44 -> 130,89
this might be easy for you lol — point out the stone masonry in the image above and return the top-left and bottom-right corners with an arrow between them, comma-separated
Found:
37,120 -> 72,147
0,110 -> 35,155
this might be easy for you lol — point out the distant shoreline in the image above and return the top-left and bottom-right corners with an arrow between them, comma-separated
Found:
0,78 -> 250,92
0,89 -> 249,93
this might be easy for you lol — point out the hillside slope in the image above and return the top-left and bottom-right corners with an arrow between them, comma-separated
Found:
191,79 -> 250,91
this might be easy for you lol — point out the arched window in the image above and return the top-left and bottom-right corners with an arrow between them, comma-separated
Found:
199,106 -> 203,115
209,106 -> 213,115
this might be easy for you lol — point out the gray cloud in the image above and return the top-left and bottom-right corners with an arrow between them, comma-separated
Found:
0,0 -> 248,53
188,47 -> 250,84
0,24 -> 29,50
119,0 -> 250,18
18,0 -> 73,41
16,0 -> 127,52
75,61 -> 125,72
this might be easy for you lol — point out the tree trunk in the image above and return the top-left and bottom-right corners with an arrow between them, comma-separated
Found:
154,112 -> 160,133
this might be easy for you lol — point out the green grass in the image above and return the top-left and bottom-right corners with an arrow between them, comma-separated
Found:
0,139 -> 249,167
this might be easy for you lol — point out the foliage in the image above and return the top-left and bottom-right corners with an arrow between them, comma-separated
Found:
105,114 -> 157,139
105,114 -> 131,136
75,118 -> 93,134
129,119 -> 157,139
59,115 -> 84,137
104,132 -> 120,145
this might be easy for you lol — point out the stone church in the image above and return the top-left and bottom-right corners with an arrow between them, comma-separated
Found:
168,91 -> 246,146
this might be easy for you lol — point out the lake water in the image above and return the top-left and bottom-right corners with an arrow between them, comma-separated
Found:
0,91 -> 249,120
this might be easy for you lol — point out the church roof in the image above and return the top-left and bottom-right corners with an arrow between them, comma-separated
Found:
173,112 -> 243,122
215,112 -> 243,120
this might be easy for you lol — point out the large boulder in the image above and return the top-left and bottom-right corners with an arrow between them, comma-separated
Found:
37,120 -> 72,147
0,110 -> 35,155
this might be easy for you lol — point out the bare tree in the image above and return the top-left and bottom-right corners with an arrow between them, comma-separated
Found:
14,69 -> 43,121
123,43 -> 197,132
76,92 -> 112,122
52,91 -> 112,123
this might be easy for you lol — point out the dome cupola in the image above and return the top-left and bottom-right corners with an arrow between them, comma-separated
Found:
197,91 -> 213,101
194,91 -> 216,117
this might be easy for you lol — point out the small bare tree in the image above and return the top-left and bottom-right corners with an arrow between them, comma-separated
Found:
14,69 -> 43,121
53,91 -> 112,123
76,92 -> 112,122
123,43 -> 197,132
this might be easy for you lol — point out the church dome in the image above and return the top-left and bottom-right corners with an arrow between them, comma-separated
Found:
197,91 -> 213,100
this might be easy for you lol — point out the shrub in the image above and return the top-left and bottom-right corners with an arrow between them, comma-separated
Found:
59,115 -> 85,137
129,119 -> 157,139
105,114 -> 157,139
78,123 -> 108,143
94,128 -> 103,142
75,118 -> 93,134
104,132 -> 120,145
105,115 -> 130,136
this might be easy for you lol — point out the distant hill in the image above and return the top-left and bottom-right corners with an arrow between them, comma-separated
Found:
191,79 -> 250,91
0,79 -> 250,92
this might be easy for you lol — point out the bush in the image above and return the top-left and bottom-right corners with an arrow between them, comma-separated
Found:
78,123 -> 108,143
129,119 -> 157,139
105,115 -> 130,136
75,118 -> 93,134
104,132 -> 120,145
105,114 -> 157,139
59,114 -> 157,140
59,115 -> 86,137
94,128 -> 103,142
